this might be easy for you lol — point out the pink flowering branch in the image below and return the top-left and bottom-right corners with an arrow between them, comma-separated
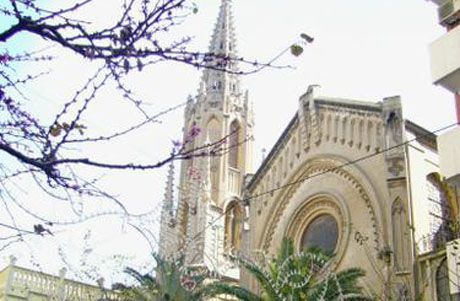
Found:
0,0 -> 286,255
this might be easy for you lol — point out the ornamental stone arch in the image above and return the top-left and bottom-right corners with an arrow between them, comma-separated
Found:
223,198 -> 244,254
284,193 -> 351,267
257,155 -> 386,259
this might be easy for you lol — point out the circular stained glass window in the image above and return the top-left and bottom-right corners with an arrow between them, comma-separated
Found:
301,214 -> 338,254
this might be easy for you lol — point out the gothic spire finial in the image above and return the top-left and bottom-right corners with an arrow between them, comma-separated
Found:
200,0 -> 241,97
200,0 -> 240,101
208,0 -> 237,57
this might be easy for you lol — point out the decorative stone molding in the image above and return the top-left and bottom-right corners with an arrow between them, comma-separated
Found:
285,195 -> 350,266
259,157 -> 381,254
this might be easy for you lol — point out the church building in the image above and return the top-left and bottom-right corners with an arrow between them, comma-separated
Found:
158,1 -> 454,299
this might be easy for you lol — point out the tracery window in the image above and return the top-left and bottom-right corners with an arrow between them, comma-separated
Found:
301,214 -> 338,254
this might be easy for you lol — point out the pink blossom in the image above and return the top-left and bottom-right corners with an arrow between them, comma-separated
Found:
189,123 -> 201,138
0,54 -> 10,65
172,139 -> 182,149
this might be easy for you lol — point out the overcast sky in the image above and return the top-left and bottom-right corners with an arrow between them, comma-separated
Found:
1,0 -> 455,284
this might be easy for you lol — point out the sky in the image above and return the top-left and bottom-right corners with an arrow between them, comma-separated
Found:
0,0 -> 456,285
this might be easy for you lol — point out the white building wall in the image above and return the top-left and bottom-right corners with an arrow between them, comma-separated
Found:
405,130 -> 440,254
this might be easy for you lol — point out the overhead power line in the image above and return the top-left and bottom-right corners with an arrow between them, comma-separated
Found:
182,121 -> 459,250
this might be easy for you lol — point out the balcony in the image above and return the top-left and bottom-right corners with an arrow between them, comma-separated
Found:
429,23 -> 460,93
439,126 -> 460,182
417,230 -> 454,254
438,0 -> 460,24
1,265 -> 120,300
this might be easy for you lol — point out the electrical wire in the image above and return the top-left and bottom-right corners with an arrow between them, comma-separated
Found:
181,121 -> 459,252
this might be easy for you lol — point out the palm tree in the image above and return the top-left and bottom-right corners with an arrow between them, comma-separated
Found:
200,238 -> 370,301
122,240 -> 370,300
120,268 -> 159,301
123,253 -> 208,301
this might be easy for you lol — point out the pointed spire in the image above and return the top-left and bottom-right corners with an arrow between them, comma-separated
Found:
201,0 -> 241,98
209,0 -> 238,58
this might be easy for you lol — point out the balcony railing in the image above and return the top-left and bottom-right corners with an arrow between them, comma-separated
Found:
418,229 -> 455,255
6,266 -> 120,300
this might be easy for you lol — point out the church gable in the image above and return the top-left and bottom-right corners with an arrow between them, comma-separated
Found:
243,86 -> 435,298
247,85 -> 387,195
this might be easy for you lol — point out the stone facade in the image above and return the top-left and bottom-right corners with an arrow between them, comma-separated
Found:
158,0 -> 449,299
158,0 -> 253,280
242,85 -> 444,299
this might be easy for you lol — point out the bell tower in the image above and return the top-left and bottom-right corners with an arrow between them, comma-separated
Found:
159,0 -> 254,279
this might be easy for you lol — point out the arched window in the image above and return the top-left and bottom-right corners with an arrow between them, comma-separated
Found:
301,214 -> 338,254
228,121 -> 240,169
225,201 -> 243,253
436,259 -> 451,301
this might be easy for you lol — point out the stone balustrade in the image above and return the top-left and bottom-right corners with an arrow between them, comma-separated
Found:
3,265 -> 120,300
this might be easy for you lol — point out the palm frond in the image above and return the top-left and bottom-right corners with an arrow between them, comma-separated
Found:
234,256 -> 281,300
196,281 -> 262,301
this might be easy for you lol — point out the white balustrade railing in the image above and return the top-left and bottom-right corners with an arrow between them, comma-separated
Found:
7,266 -> 120,300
